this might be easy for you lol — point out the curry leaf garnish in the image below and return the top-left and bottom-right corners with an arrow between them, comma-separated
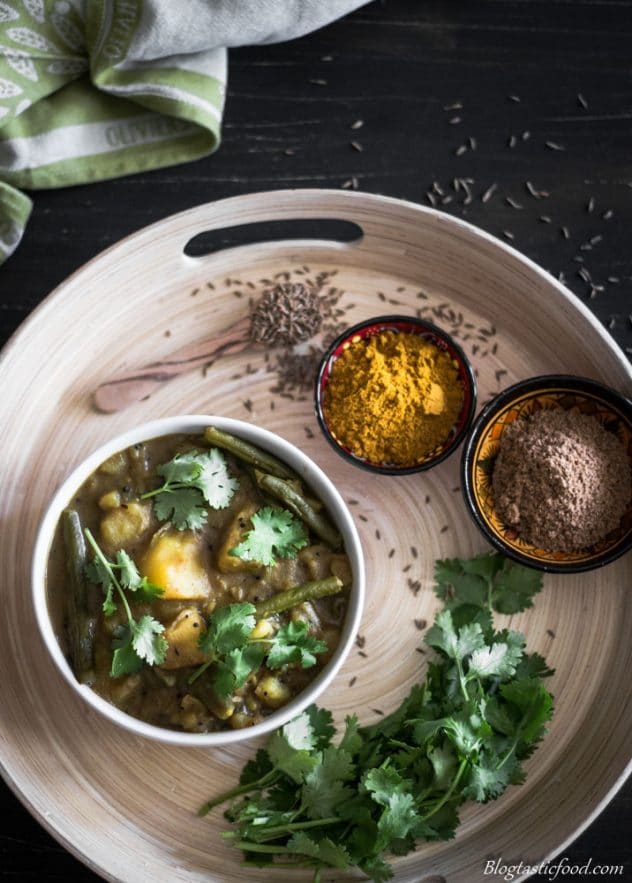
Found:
142,448 -> 238,530
229,506 -> 309,566
201,552 -> 554,882
84,529 -> 167,676
190,602 -> 327,698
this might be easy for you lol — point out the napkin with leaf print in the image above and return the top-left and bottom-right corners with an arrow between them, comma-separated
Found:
0,0 -> 368,263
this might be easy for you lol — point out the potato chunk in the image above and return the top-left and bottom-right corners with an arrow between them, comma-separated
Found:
255,675 -> 291,709
161,607 -> 208,669
142,529 -> 212,600
100,501 -> 151,550
216,503 -> 263,573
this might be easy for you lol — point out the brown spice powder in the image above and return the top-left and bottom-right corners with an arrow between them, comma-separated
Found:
492,409 -> 631,552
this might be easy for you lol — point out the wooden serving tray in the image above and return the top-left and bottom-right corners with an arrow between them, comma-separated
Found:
1,190 -> 630,883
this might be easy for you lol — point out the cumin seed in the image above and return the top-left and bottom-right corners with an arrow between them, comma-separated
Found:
577,93 -> 588,109
481,183 -> 497,203
545,141 -> 566,151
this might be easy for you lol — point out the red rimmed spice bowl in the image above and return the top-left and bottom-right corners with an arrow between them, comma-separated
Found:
461,375 -> 632,573
314,315 -> 477,475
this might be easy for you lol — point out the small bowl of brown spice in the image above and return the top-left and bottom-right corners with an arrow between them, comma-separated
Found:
314,315 -> 477,474
462,375 -> 632,572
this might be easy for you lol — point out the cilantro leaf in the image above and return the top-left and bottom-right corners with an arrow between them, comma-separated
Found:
110,624 -> 144,677
147,448 -> 238,530
267,735 -> 318,783
339,714 -> 363,756
115,550 -> 163,600
191,447 -> 239,508
281,710 -> 318,751
492,560 -> 544,614
434,552 -> 543,615
428,741 -> 458,789
266,620 -> 327,669
462,752 -> 513,802
153,487 -> 208,530
198,602 -> 257,656
377,789 -> 418,847
499,677 -> 554,745
302,747 -> 355,819
287,832 -> 351,870
425,610 -> 485,661
102,584 -> 116,617
468,638 -> 523,680
212,643 -> 266,699
115,549 -> 143,589
85,555 -> 112,591
156,450 -> 204,485
131,615 -> 168,666
305,705 -> 336,749
229,506 -> 308,566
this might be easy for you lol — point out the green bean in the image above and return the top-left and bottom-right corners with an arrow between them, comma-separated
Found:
204,426 -> 297,480
62,509 -> 96,684
255,577 -> 344,618
255,472 -> 342,549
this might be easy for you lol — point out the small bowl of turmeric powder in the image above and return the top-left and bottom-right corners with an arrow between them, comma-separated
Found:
314,315 -> 477,474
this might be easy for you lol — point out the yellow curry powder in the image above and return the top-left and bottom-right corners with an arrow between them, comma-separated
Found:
323,330 -> 464,464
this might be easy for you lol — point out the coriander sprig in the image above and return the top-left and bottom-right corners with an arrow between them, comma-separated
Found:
202,551 -> 554,882
84,529 -> 167,676
189,602 -> 327,698
141,448 -> 238,530
229,506 -> 308,566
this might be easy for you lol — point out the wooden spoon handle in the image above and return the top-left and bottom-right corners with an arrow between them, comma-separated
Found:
93,314 -> 252,413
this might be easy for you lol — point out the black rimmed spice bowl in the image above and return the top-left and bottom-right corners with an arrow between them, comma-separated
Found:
314,315 -> 477,475
461,375 -> 632,573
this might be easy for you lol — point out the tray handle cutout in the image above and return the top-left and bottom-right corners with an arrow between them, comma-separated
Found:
184,218 -> 363,257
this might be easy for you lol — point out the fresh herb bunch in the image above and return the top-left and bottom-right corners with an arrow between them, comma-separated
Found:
141,448 -> 238,530
190,602 -> 328,698
230,506 -> 309,566
202,551 -> 553,882
84,529 -> 167,676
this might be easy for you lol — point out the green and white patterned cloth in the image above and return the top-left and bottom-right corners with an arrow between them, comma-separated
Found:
0,0 -> 368,263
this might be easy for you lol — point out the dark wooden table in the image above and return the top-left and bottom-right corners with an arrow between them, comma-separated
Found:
1,1 -> 630,880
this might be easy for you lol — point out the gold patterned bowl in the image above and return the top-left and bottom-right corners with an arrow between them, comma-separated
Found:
461,375 -> 632,572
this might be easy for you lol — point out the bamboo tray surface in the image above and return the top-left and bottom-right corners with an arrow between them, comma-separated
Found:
1,190 -> 630,883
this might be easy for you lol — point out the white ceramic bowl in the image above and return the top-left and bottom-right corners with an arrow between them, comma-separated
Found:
32,415 -> 365,747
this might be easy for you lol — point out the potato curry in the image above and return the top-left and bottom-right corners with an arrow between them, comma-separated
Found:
46,426 -> 351,733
